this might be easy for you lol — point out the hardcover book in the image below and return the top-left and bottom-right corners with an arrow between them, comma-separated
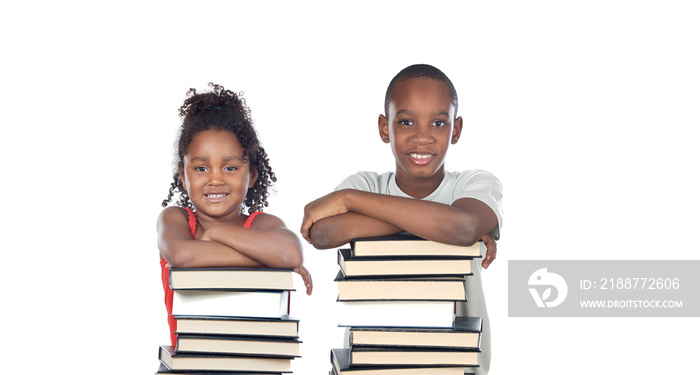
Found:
176,335 -> 301,357
174,316 -> 299,338
330,348 -> 466,375
159,345 -> 292,372
169,267 -> 294,291
172,290 -> 290,318
349,317 -> 482,349
156,363 -> 283,375
337,300 -> 456,328
335,272 -> 467,302
349,347 -> 479,367
351,234 -> 481,258
338,249 -> 472,278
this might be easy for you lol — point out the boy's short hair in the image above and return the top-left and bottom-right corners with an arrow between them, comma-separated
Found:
384,64 -> 459,117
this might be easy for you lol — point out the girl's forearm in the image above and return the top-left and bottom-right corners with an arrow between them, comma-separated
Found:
164,239 -> 263,268
206,225 -> 303,269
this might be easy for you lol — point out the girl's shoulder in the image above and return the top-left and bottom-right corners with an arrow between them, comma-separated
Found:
157,206 -> 196,232
159,206 -> 191,222
247,211 -> 289,230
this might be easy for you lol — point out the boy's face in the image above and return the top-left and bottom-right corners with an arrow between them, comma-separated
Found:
379,77 -> 462,188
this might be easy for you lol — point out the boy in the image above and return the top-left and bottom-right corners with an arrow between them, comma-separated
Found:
301,64 -> 503,375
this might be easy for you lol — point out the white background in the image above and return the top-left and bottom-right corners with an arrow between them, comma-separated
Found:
2,1 -> 699,373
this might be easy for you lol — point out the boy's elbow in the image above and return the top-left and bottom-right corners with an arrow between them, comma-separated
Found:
455,231 -> 480,247
450,220 -> 481,247
309,223 -> 343,250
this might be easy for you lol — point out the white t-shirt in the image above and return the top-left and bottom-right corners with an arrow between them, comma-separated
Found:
335,169 -> 504,239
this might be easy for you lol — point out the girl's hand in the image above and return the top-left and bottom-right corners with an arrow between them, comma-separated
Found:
301,190 -> 351,243
481,233 -> 497,269
294,266 -> 313,295
200,226 -> 221,242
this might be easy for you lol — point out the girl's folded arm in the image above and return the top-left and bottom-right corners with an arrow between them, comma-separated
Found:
203,213 -> 304,269
157,207 -> 262,268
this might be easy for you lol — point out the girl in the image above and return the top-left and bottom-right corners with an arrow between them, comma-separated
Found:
158,83 -> 312,346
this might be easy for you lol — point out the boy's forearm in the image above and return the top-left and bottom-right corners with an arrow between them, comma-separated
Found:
309,212 -> 403,249
343,190 -> 495,246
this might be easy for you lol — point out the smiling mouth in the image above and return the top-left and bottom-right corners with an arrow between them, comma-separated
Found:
410,153 -> 433,160
206,193 -> 228,198
409,152 -> 435,165
205,193 -> 229,201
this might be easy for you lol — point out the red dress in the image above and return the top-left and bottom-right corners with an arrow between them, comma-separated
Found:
160,207 -> 264,345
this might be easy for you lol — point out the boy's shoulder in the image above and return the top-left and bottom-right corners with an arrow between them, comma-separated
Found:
444,169 -> 501,187
335,171 -> 394,193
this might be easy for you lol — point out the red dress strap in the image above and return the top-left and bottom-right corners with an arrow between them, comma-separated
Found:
243,211 -> 265,228
183,207 -> 198,237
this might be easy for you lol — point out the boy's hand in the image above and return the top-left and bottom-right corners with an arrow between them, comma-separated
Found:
301,190 -> 350,243
294,266 -> 313,295
481,233 -> 497,269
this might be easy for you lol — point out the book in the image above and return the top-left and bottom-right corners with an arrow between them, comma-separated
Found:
174,316 -> 299,338
169,267 -> 294,291
351,234 -> 481,258
159,345 -> 292,372
349,317 -> 482,349
172,290 -> 290,318
331,348 -> 466,375
337,300 -> 455,328
156,363 -> 283,375
176,335 -> 301,357
335,272 -> 467,301
349,347 -> 479,366
329,367 -> 474,375
338,249 -> 472,278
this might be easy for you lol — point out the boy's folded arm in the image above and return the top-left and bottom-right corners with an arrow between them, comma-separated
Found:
308,212 -> 403,249
157,207 -> 263,268
343,190 -> 497,247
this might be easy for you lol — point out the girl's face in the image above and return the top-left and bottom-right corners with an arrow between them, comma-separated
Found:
179,129 -> 257,223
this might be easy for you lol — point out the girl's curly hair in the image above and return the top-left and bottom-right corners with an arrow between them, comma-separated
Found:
161,82 -> 276,213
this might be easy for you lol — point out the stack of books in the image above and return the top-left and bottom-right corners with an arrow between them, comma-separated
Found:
330,234 -> 483,375
156,268 -> 301,374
